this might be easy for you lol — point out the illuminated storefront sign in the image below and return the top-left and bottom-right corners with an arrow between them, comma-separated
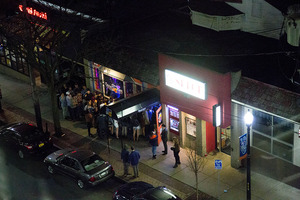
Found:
213,104 -> 221,127
165,69 -> 206,100
19,5 -> 48,20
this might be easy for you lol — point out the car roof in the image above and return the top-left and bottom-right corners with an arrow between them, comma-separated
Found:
143,186 -> 181,200
7,123 -> 38,136
66,149 -> 96,162
118,181 -> 154,197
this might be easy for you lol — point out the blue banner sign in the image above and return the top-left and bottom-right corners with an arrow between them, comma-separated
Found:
239,133 -> 247,160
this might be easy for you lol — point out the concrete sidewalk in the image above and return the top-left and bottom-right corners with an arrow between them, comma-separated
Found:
1,72 -> 300,200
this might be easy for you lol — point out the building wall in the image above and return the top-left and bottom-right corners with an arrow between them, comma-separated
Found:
159,54 -> 231,128
227,0 -> 283,39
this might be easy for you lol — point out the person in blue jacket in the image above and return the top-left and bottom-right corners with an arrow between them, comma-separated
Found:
129,146 -> 140,178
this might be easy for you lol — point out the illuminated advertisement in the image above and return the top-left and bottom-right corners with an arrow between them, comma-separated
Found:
168,105 -> 180,135
104,74 -> 124,100
165,69 -> 206,100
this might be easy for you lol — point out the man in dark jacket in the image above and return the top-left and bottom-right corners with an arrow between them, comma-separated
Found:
121,144 -> 130,176
129,146 -> 140,178
161,124 -> 168,155
96,114 -> 108,139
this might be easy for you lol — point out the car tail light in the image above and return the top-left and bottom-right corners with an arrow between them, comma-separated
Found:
89,177 -> 96,182
25,145 -> 33,149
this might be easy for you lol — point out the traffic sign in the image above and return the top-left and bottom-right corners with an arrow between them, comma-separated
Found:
215,160 -> 222,170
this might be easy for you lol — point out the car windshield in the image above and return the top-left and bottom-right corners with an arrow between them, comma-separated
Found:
143,188 -> 178,200
81,154 -> 105,172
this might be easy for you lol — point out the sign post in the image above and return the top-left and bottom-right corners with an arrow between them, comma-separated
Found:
215,160 -> 222,199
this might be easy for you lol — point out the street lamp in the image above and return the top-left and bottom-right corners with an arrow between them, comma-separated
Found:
244,110 -> 253,200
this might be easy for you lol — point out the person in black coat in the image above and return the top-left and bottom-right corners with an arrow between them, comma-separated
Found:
121,144 -> 130,176
161,124 -> 168,155
96,113 -> 108,139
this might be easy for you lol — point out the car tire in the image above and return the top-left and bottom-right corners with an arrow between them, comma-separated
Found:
47,165 -> 55,174
77,179 -> 85,189
18,150 -> 25,159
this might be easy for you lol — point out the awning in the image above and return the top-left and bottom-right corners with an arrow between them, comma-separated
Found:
107,88 -> 160,119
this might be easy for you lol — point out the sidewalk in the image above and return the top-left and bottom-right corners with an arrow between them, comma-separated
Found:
1,72 -> 300,200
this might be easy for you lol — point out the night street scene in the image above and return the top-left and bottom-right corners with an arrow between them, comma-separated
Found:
1,0 -> 300,200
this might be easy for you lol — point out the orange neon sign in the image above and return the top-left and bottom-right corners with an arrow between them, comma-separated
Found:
19,5 -> 48,20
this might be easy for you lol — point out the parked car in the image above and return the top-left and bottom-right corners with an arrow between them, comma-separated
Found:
0,122 -> 52,158
44,148 -> 115,189
112,181 -> 182,200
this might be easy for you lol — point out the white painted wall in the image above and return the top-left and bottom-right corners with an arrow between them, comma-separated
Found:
227,0 -> 284,39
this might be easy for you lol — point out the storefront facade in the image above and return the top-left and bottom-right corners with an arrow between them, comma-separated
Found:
85,60 -> 154,100
231,76 -> 300,170
159,54 -> 232,156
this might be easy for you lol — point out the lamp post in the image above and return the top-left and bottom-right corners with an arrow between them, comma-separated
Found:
244,110 -> 253,200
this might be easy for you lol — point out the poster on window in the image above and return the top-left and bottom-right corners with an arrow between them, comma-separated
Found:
186,117 -> 196,137
169,106 -> 180,135
104,74 -> 124,100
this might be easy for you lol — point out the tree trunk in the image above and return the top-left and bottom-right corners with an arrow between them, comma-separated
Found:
29,65 -> 43,131
49,82 -> 62,136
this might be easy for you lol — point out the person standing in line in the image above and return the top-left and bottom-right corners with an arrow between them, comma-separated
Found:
129,146 -> 140,178
84,100 -> 94,137
132,114 -> 140,141
59,92 -> 69,119
161,124 -> 168,155
113,119 -> 119,139
171,137 -> 181,168
149,130 -> 158,159
121,144 -> 130,177
66,91 -> 75,121
96,113 -> 108,139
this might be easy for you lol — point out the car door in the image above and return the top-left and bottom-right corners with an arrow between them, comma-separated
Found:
6,130 -> 21,150
59,157 -> 81,179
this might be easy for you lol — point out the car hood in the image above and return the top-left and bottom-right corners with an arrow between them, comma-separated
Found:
44,149 -> 71,163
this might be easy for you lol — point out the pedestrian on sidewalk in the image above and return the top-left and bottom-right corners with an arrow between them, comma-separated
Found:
161,124 -> 168,155
96,113 -> 108,139
149,130 -> 158,159
129,146 -> 140,178
84,100 -> 94,137
59,92 -> 69,120
171,137 -> 181,168
121,144 -> 130,177
131,114 -> 140,141
66,91 -> 75,121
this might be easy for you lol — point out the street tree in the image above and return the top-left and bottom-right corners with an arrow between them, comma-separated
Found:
186,147 -> 208,200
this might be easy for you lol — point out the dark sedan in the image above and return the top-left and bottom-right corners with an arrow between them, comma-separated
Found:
113,181 -> 182,200
44,149 -> 115,189
0,122 -> 52,158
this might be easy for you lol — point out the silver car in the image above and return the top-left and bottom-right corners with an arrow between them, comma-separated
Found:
44,149 -> 115,189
